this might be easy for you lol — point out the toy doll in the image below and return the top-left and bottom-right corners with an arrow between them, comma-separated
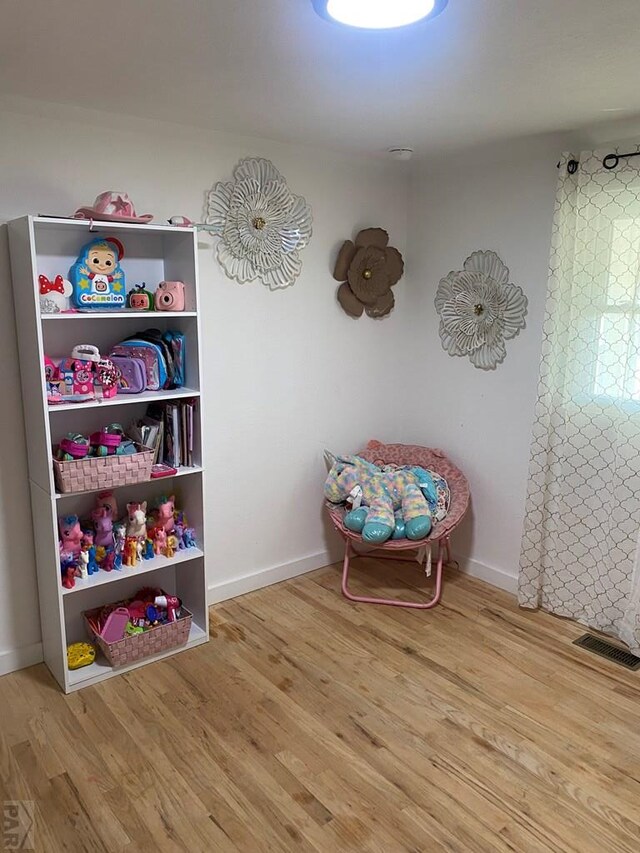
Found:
153,527 -> 167,556
125,501 -> 147,540
113,523 -> 125,570
92,506 -> 114,549
183,527 -> 196,549
165,534 -> 177,560
78,550 -> 89,580
123,536 -> 138,567
95,490 -> 118,519
59,515 -> 82,556
143,538 -> 154,560
70,236 -> 126,310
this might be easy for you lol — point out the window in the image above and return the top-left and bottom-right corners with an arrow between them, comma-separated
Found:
592,218 -> 640,402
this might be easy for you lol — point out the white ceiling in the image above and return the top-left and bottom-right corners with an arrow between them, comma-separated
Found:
1,0 -> 639,156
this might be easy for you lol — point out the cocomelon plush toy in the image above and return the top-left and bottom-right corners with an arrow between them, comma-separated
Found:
127,283 -> 155,311
70,236 -> 126,310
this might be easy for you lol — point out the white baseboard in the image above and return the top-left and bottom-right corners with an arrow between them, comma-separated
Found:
454,554 -> 518,595
0,642 -> 43,677
208,550 -> 334,605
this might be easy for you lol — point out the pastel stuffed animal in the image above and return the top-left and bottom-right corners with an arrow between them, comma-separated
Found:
126,501 -> 147,540
324,454 -> 449,544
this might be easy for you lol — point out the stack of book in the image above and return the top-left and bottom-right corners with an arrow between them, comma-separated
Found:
129,399 -> 197,468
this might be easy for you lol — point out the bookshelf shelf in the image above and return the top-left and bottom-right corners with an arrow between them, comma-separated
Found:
48,387 -> 200,413
8,215 -> 208,693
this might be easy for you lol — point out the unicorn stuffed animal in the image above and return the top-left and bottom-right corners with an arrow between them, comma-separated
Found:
324,453 -> 449,544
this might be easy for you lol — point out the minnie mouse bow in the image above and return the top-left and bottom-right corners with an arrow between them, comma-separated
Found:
39,274 -> 66,295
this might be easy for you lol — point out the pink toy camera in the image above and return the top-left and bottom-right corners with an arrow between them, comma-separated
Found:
155,281 -> 185,312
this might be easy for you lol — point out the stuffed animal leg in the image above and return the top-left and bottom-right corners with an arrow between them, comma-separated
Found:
402,483 -> 432,540
345,496 -> 395,543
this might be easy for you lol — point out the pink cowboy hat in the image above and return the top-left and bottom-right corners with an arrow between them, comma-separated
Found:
73,191 -> 154,223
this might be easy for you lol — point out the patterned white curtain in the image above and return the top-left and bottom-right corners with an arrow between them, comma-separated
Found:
519,148 -> 640,652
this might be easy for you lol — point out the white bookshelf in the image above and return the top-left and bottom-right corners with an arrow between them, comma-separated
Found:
8,216 -> 209,693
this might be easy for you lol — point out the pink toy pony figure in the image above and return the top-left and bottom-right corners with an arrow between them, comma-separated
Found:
95,490 -> 118,519
154,495 -> 175,534
153,527 -> 167,556
92,506 -> 114,549
59,514 -> 82,556
125,501 -> 147,540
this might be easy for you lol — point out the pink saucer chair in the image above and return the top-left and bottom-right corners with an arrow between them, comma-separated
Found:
326,441 -> 470,609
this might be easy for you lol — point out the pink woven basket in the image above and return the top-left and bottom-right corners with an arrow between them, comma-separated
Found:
84,605 -> 192,668
53,444 -> 154,494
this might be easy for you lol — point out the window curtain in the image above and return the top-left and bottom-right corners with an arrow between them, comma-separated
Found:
519,148 -> 640,652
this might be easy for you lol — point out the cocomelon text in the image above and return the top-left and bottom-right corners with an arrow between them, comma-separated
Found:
78,293 -> 126,306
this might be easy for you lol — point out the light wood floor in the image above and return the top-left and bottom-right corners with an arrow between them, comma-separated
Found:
2,559 -> 640,852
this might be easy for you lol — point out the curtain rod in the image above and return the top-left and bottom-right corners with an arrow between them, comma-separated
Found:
557,151 -> 640,173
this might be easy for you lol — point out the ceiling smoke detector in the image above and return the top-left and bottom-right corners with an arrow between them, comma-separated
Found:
388,147 -> 414,161
312,0 -> 448,30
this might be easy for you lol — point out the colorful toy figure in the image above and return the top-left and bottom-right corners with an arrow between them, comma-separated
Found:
59,515 -> 82,556
143,538 -> 154,560
153,527 -> 167,556
165,534 -> 177,559
183,527 -> 196,549
123,536 -> 138,567
39,274 -> 73,314
127,283 -> 154,311
113,523 -> 125,570
70,236 -> 126,310
126,501 -> 147,540
102,549 -> 115,572
174,521 -> 186,550
92,506 -> 114,549
136,539 -> 144,563
151,495 -> 175,534
61,552 -> 79,589
96,490 -> 118,519
78,550 -> 89,580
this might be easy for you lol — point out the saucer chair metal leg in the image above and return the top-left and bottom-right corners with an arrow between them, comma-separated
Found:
340,537 -> 444,609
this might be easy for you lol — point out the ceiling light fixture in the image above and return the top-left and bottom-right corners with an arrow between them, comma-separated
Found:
312,0 -> 448,30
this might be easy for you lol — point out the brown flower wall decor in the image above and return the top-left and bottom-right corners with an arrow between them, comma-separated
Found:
333,228 -> 404,318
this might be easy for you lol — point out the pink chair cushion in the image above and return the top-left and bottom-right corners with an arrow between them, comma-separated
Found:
326,440 -> 470,546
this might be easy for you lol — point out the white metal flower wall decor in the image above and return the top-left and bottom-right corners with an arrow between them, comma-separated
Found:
204,157 -> 313,289
435,250 -> 527,370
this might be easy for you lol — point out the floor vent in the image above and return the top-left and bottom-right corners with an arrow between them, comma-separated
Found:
573,634 -> 640,670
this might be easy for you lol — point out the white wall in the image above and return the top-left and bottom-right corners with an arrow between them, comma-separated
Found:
0,97 -> 411,672
406,134 -> 577,592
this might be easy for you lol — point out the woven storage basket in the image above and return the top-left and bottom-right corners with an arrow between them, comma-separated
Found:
53,444 -> 154,494
84,605 -> 192,668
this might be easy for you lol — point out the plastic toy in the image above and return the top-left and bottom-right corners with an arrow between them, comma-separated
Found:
67,642 -> 95,670
127,283 -> 155,311
165,534 -> 177,559
113,523 -> 125,570
59,515 -> 82,556
92,506 -> 114,548
143,538 -> 154,560
154,594 -> 181,622
83,542 -> 99,576
123,536 -> 138,567
102,549 -> 115,572
60,550 -> 79,589
70,236 -> 126,310
55,345 -> 119,401
174,522 -> 185,550
39,274 -> 73,314
136,539 -> 144,563
78,550 -> 89,580
183,527 -> 197,549
96,490 -> 118,519
155,280 -> 185,312
324,454 -> 450,544
153,527 -> 167,556
125,501 -> 147,540
100,607 -> 130,643
151,495 -> 175,534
